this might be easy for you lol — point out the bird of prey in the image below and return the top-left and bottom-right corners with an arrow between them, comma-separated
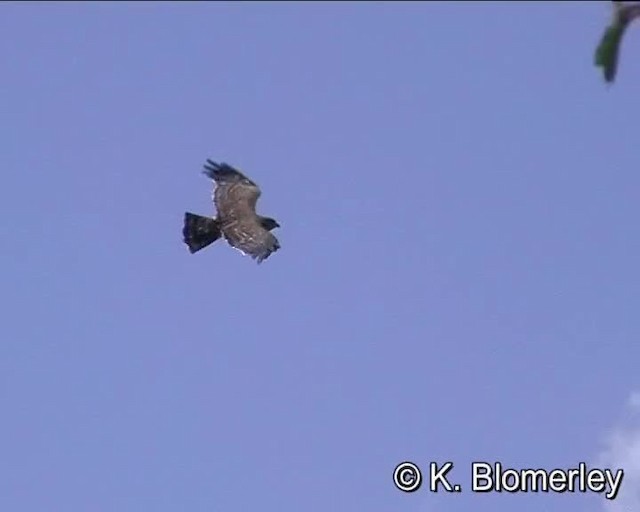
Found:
183,159 -> 281,264
595,1 -> 640,83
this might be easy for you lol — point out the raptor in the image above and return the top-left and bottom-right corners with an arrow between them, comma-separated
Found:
183,159 -> 281,264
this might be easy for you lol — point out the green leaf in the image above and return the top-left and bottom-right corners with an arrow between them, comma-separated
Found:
595,23 -> 625,83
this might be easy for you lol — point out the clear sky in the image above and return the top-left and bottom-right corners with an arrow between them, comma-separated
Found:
2,2 -> 640,511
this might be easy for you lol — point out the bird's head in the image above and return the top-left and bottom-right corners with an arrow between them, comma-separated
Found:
260,217 -> 280,231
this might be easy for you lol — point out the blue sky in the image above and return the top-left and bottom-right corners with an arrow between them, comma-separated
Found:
2,2 -> 640,511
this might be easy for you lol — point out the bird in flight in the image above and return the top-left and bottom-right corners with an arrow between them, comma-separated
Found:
183,159 -> 281,264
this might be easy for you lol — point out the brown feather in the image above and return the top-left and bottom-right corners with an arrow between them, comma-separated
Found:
189,159 -> 281,264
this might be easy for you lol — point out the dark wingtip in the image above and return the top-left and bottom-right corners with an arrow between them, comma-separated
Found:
255,239 -> 280,264
202,159 -> 242,182
202,159 -> 221,180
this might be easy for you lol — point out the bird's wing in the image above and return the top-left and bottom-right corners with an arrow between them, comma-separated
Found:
203,160 -> 261,218
223,219 -> 280,264
214,181 -> 261,220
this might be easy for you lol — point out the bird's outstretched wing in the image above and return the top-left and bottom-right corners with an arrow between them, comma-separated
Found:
203,159 -> 262,219
223,219 -> 281,264
202,159 -> 280,263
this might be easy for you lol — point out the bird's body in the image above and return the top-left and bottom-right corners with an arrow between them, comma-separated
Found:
183,159 -> 280,264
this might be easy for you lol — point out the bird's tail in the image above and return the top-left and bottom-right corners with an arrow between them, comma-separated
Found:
183,212 -> 222,254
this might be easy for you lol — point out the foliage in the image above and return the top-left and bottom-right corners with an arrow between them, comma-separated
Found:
595,1 -> 640,83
